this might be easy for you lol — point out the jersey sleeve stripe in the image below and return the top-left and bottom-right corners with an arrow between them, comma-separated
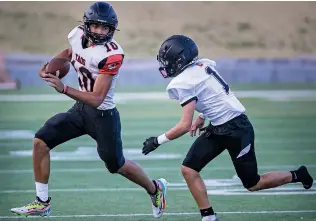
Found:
98,54 -> 124,75
181,96 -> 198,107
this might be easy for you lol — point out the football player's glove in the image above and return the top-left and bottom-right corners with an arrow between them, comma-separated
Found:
142,137 -> 160,155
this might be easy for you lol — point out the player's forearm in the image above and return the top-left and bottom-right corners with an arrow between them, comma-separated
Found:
55,48 -> 72,61
165,122 -> 191,140
65,86 -> 104,107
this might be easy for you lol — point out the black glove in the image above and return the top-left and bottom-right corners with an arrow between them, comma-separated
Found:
142,136 -> 160,155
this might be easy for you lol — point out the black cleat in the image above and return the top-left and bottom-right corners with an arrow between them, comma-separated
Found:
297,166 -> 313,189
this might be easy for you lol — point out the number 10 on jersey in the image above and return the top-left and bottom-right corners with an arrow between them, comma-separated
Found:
71,60 -> 95,92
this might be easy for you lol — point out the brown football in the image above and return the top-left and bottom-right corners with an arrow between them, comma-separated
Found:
46,57 -> 70,79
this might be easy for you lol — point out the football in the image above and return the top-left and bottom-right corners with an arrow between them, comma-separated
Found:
45,57 -> 70,79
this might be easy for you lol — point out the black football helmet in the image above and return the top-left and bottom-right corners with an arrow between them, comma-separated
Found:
83,2 -> 118,45
157,35 -> 199,78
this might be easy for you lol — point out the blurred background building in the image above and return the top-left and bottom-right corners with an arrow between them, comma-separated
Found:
0,1 -> 316,89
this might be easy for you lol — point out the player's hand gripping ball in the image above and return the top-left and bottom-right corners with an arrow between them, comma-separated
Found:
45,57 -> 70,79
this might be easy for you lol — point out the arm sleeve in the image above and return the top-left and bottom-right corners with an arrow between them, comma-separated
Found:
168,86 -> 197,107
97,54 -> 124,75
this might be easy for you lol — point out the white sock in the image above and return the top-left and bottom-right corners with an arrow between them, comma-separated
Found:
35,182 -> 48,202
202,215 -> 217,221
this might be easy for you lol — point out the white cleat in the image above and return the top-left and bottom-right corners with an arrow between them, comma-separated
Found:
202,215 -> 220,221
150,178 -> 168,218
11,197 -> 51,217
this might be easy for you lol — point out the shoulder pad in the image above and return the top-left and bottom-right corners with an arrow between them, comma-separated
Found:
195,58 -> 217,68
68,26 -> 84,43
93,39 -> 124,64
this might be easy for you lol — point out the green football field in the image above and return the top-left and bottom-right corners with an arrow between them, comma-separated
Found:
0,84 -> 316,221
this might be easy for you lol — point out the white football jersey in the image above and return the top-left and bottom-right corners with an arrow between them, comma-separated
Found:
167,58 -> 246,126
68,26 -> 124,110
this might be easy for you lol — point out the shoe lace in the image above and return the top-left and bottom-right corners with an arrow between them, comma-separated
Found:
26,200 -> 42,208
150,190 -> 161,207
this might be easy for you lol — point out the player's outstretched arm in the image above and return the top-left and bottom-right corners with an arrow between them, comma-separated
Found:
142,100 -> 196,155
55,48 -> 72,61
43,73 -> 113,108
164,100 -> 196,140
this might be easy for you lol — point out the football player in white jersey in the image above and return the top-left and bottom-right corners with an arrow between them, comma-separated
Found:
10,2 -> 167,218
142,35 -> 313,221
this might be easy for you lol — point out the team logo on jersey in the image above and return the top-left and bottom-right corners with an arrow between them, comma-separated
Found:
75,54 -> 86,66
196,62 -> 203,67
99,54 -> 124,75
107,63 -> 118,70
104,61 -> 122,73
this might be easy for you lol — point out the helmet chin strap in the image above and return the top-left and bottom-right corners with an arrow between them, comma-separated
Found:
87,38 -> 94,46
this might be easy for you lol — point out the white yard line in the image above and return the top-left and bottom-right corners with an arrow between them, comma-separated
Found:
207,191 -> 316,196
0,187 -> 193,194
0,90 -> 316,102
1,148 -> 315,161
1,140 -> 316,148
0,210 -> 316,219
1,185 -> 315,194
1,164 -> 316,174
